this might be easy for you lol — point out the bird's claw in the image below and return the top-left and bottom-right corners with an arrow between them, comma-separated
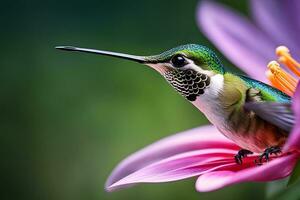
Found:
234,149 -> 253,165
255,146 -> 282,165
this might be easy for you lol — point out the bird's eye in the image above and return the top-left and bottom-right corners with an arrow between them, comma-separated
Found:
171,54 -> 187,68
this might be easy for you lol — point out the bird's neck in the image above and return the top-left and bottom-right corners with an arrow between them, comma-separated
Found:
191,73 -> 225,124
191,73 -> 247,127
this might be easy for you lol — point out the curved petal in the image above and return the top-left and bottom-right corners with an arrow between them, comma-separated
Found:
108,149 -> 238,191
105,125 -> 239,191
284,83 -> 300,150
251,0 -> 300,60
196,154 -> 298,192
196,0 -> 275,82
292,83 -> 300,118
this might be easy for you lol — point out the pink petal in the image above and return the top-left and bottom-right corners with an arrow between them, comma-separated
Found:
196,0 -> 275,82
108,149 -> 238,191
284,83 -> 300,150
292,83 -> 300,118
196,154 -> 298,192
251,0 -> 300,60
105,125 -> 239,191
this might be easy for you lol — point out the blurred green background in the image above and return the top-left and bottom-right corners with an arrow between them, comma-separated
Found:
1,0 -> 274,199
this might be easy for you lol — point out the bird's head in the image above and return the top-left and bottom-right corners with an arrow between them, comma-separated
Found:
56,44 -> 225,101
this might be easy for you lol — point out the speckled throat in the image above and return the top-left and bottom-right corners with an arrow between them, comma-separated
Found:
164,69 -> 211,101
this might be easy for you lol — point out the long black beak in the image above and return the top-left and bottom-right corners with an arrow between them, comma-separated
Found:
55,46 -> 147,63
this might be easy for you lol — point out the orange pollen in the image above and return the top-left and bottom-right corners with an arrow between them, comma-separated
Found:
266,46 -> 299,96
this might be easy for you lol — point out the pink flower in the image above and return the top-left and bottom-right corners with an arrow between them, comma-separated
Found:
105,0 -> 300,192
105,83 -> 300,191
197,0 -> 300,83
105,83 -> 300,192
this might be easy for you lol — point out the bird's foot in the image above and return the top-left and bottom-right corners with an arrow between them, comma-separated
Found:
234,149 -> 253,165
255,146 -> 282,165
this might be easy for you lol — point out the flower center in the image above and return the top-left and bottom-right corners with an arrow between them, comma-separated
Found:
266,46 -> 300,96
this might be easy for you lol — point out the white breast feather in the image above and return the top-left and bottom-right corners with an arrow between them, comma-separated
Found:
192,74 -> 225,125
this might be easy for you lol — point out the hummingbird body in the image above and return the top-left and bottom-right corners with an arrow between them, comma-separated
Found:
56,44 -> 293,154
192,72 -> 288,152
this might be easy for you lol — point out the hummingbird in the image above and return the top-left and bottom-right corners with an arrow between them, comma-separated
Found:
56,44 -> 295,164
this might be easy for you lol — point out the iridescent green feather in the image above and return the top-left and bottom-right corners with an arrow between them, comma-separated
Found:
240,75 -> 291,103
146,44 -> 225,74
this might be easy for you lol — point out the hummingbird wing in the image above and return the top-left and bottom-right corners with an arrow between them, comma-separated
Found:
244,102 -> 294,132
240,75 -> 292,103
240,76 -> 294,132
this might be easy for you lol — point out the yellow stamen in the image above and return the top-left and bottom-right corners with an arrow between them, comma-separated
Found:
266,69 -> 285,93
276,46 -> 300,77
266,46 -> 300,96
267,61 -> 297,96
